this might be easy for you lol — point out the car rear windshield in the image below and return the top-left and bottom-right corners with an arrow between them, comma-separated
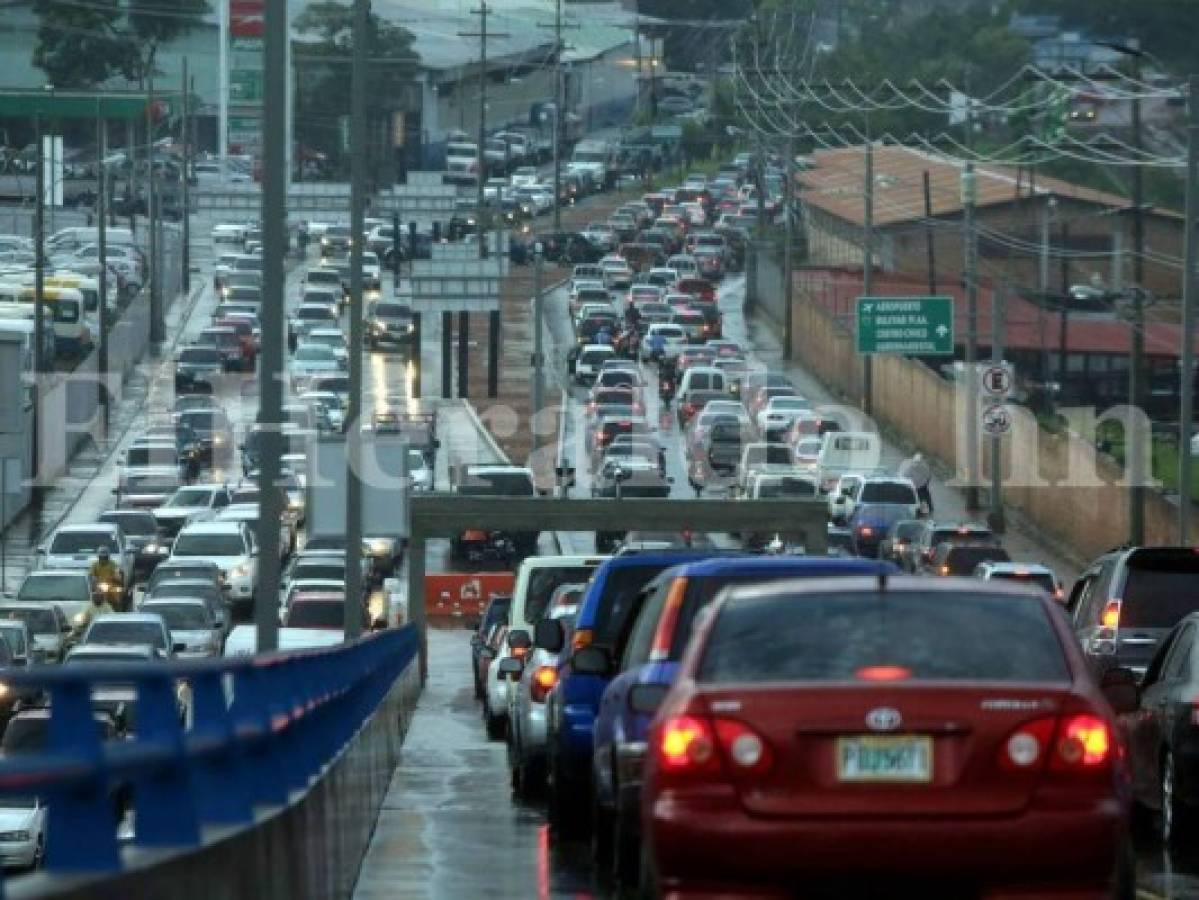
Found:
148,581 -> 219,603
289,601 -> 344,628
172,533 -> 244,556
100,512 -> 157,535
0,606 -> 56,635
757,478 -> 817,498
143,604 -> 209,630
49,531 -> 112,554
699,590 -> 1069,683
592,563 -> 680,646
861,483 -> 917,504
86,622 -> 165,649
524,566 -> 599,623
125,446 -> 175,467
1120,550 -> 1199,628
293,564 -> 346,582
944,546 -> 1010,573
989,572 -> 1056,594
18,574 -> 88,602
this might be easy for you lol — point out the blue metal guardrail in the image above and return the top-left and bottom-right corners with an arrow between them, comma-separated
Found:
0,625 -> 418,892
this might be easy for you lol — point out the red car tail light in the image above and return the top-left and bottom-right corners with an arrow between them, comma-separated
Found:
530,665 -> 557,702
1052,714 -> 1112,769
658,715 -> 718,773
855,665 -> 911,682
1100,599 -> 1121,629
572,628 -> 593,651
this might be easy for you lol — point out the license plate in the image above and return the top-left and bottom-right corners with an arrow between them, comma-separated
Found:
836,735 -> 932,783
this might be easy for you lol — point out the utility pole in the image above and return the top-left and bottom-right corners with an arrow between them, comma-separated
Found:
147,76 -> 162,348
255,0 -> 287,653
989,284 -> 1006,533
1127,54 -> 1147,546
862,139 -> 874,415
532,243 -> 545,449
461,3 -> 508,259
922,170 -> 936,294
962,160 -> 980,509
782,133 -> 795,359
32,112 -> 43,483
1038,196 -> 1053,403
1058,221 -> 1071,395
538,0 -> 577,231
181,59 -> 191,294
96,101 -> 109,434
344,0 -> 369,639
1179,73 -> 1198,542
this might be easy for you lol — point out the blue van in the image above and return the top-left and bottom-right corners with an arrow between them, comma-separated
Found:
587,555 -> 895,880
537,550 -> 731,834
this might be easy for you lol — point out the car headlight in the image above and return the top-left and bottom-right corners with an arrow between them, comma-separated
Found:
72,612 -> 85,626
213,435 -> 226,446
97,581 -> 110,592
145,542 -> 159,554
288,497 -> 303,510
368,538 -> 393,556
0,831 -> 29,842
232,564 -> 250,578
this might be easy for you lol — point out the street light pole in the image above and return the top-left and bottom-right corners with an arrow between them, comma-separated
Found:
1179,73 -> 1199,542
1128,54 -> 1147,545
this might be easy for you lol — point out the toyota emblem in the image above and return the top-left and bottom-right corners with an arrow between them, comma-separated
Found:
865,707 -> 902,731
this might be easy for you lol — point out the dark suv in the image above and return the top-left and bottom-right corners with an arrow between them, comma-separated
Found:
1069,546 -> 1199,678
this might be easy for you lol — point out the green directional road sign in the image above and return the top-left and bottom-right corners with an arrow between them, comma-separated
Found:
856,295 -> 955,355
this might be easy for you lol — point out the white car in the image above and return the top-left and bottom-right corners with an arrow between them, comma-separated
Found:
289,344 -> 343,391
828,475 -> 921,524
82,612 -> 173,657
756,395 -> 813,439
600,257 -> 633,290
510,166 -> 539,188
211,222 -> 249,243
169,521 -> 259,615
640,323 -> 687,362
299,327 -> 349,366
37,524 -> 132,591
217,503 -> 293,561
223,624 -> 344,656
792,435 -> 823,471
0,795 -> 45,869
574,343 -> 616,385
140,598 -> 222,658
361,251 -> 382,291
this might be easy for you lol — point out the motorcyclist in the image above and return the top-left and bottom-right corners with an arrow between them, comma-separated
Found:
89,546 -> 123,595
647,329 -> 666,363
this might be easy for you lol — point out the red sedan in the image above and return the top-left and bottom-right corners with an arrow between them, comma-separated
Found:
640,576 -> 1133,899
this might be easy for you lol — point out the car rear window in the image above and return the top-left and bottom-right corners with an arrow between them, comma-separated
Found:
861,483 -> 917,504
699,590 -> 1069,683
288,601 -> 344,629
592,563 -> 679,645
944,546 -> 1011,574
524,566 -> 599,623
1120,550 -> 1199,628
989,572 -> 1056,594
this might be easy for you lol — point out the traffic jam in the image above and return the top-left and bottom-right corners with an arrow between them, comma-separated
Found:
0,151 -> 1191,896
455,152 -> 1199,898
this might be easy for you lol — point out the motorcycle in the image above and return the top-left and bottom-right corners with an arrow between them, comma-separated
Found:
659,374 -> 676,404
94,576 -> 126,611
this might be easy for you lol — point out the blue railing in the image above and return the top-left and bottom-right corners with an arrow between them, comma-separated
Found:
0,625 -> 417,889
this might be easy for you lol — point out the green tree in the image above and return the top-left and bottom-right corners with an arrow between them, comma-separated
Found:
293,1 -> 419,175
32,0 -> 209,89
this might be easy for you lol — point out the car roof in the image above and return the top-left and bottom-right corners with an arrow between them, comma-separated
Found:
177,522 -> 244,535
67,644 -> 155,658
981,561 -> 1052,575
92,613 -> 165,624
55,523 -> 120,534
721,574 -> 1048,605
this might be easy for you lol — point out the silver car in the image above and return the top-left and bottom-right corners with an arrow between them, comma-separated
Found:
505,585 -> 585,797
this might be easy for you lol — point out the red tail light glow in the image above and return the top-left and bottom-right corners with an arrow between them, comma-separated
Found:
855,665 -> 911,682
659,715 -> 716,771
1100,600 -> 1121,629
1055,714 -> 1111,767
512,646 -> 528,660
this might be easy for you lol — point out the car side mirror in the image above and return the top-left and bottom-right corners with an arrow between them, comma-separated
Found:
1100,667 -> 1139,715
628,682 -> 668,715
507,628 -> 531,651
572,645 -> 613,677
535,618 -> 564,654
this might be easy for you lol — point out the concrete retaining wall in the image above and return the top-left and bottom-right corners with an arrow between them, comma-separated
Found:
783,260 -> 1199,564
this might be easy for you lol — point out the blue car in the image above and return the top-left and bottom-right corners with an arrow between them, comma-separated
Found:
538,550 -> 729,835
587,555 -> 896,882
848,502 -> 921,557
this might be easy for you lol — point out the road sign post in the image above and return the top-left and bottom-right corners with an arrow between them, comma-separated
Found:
856,296 -> 954,355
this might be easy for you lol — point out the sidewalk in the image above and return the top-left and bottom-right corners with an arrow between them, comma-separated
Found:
731,283 -> 1085,583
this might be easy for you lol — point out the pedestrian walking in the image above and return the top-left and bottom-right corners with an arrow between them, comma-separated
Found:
899,452 -> 933,515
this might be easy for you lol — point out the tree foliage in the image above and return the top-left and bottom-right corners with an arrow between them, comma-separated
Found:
32,0 -> 209,88
292,1 -> 419,172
